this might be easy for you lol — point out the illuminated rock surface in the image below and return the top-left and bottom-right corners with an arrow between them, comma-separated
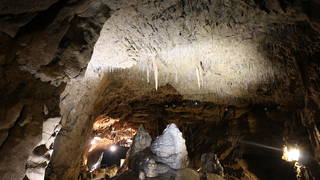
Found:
151,123 -> 189,169
0,0 -> 320,179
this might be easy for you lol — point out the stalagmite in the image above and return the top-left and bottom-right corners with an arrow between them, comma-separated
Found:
151,123 -> 189,169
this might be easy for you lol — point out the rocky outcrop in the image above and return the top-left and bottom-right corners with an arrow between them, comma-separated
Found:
200,153 -> 224,176
128,126 -> 171,178
116,123 -> 223,180
0,0 -> 110,179
130,125 -> 152,156
25,117 -> 61,180
151,123 -> 189,169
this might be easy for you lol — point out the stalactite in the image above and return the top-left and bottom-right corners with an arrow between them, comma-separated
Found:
175,68 -> 178,83
196,66 -> 201,89
147,67 -> 150,83
152,57 -> 159,90
195,63 -> 204,89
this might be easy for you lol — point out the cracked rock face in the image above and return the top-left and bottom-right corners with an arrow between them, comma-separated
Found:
151,123 -> 189,169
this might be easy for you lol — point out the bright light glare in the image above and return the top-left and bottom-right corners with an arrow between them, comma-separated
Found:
90,136 -> 102,145
110,145 -> 117,152
282,146 -> 300,162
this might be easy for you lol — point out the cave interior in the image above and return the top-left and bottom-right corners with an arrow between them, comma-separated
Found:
0,0 -> 320,180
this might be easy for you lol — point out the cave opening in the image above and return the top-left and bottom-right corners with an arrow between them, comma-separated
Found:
82,115 -> 137,179
242,149 -> 296,180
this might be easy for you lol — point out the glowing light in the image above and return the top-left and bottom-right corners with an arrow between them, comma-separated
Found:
90,136 -> 102,145
120,159 -> 125,166
282,146 -> 300,162
110,145 -> 117,152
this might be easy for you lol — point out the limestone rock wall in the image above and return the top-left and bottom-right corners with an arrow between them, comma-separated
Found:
0,0 -> 110,179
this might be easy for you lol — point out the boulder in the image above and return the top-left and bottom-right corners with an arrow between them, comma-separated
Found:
129,149 -> 171,178
200,153 -> 224,176
151,123 -> 188,169
130,125 -> 152,155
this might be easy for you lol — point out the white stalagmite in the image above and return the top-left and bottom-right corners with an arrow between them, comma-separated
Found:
151,123 -> 189,169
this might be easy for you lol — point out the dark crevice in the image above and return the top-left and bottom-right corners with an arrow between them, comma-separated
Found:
0,105 -> 25,151
16,0 -> 70,37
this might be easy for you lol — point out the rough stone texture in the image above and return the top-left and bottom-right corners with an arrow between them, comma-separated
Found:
0,0 -> 58,15
0,102 -> 24,146
87,0 -> 317,104
200,153 -> 224,176
0,0 -> 320,179
130,125 -> 152,156
0,0 -> 110,179
151,123 -> 189,169
128,148 -> 171,178
141,157 -> 159,178
24,117 -> 61,180
44,0 -> 320,177
0,80 -> 62,179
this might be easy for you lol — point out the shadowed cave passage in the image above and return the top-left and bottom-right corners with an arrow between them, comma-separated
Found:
87,145 -> 129,169
100,146 -> 129,168
242,150 -> 296,180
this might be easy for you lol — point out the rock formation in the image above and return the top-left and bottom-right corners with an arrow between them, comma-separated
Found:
116,123 -> 222,180
0,0 -> 320,179
127,125 -> 172,179
151,123 -> 189,169
200,153 -> 224,176
130,125 -> 152,156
